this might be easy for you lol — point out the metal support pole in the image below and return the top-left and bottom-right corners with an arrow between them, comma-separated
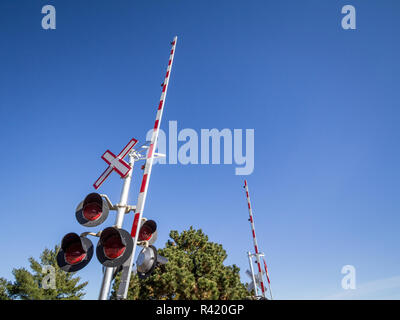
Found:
247,251 -> 258,297
98,156 -> 135,300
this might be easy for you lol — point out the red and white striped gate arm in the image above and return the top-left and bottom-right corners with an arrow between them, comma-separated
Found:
263,257 -> 273,299
116,37 -> 178,300
244,179 -> 267,298
131,36 -> 178,238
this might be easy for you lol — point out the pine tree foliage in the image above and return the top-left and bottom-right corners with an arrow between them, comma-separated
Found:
111,227 -> 249,300
7,246 -> 87,300
0,277 -> 11,300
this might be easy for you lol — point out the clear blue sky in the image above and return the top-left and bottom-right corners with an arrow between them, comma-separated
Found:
0,1 -> 399,300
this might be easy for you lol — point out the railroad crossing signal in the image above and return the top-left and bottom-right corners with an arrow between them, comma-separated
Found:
57,185 -> 166,274
57,37 -> 177,300
243,180 -> 273,300
93,138 -> 138,190
57,192 -> 134,272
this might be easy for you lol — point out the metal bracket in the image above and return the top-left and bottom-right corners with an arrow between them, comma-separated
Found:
126,143 -> 166,162
100,194 -> 136,213
100,194 -> 116,210
137,240 -> 149,247
80,231 -> 102,238
153,152 -> 166,158
115,203 -> 136,214
249,252 -> 265,258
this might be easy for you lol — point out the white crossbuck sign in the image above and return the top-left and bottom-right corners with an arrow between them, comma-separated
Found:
93,138 -> 138,190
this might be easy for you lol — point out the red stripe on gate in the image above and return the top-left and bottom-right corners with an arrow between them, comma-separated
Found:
166,71 -> 169,78
257,263 -> 262,273
248,203 -> 251,209
131,213 -> 140,237
168,60 -> 171,66
162,84 -> 166,92
260,282 -> 265,292
255,245 -> 258,253
148,144 -> 154,158
252,230 -> 255,238
158,101 -> 163,110
249,216 -> 253,223
264,260 -> 271,284
170,50 -> 174,55
154,120 -> 159,130
140,174 -> 148,193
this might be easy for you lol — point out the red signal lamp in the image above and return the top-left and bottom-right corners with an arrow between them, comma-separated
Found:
57,233 -> 94,272
76,193 -> 110,227
96,227 -> 133,268
138,220 -> 157,246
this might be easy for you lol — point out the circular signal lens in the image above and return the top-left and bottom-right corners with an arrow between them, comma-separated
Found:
138,225 -> 153,241
103,234 -> 126,259
83,202 -> 102,221
65,242 -> 86,265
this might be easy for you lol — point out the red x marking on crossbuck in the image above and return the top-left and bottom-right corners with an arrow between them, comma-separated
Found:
93,138 -> 138,190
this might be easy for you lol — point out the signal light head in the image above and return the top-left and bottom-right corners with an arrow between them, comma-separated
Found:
138,220 -> 157,246
76,193 -> 109,227
96,227 -> 133,268
57,233 -> 93,272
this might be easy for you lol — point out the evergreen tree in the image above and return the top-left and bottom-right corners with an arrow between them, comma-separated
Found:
0,277 -> 11,300
111,227 -> 249,300
7,246 -> 87,300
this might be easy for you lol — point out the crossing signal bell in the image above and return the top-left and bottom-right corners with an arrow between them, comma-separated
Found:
57,233 -> 94,272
